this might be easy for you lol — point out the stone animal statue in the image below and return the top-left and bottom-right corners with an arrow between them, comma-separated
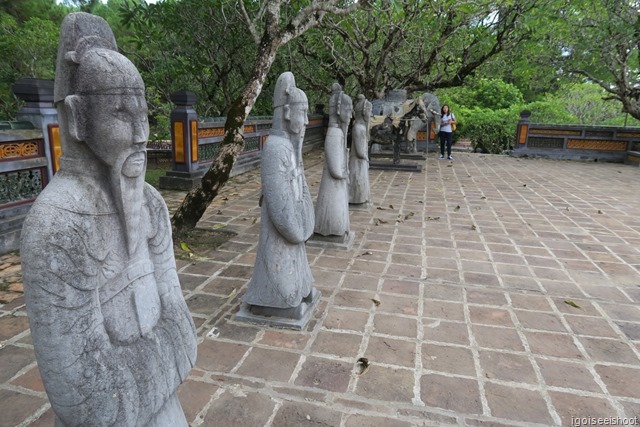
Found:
369,92 -> 441,163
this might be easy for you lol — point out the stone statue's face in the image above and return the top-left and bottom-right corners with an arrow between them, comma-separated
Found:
363,102 -> 372,119
287,102 -> 309,136
340,102 -> 352,124
84,92 -> 149,177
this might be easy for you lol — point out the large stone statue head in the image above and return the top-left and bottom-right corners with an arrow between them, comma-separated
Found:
354,94 -> 372,124
339,91 -> 353,126
55,14 -> 148,173
54,12 -> 149,254
273,72 -> 309,139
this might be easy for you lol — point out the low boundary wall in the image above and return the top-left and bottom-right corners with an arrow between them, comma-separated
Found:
512,111 -> 640,165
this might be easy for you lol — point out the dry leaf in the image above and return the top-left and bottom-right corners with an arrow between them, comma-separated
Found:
206,327 -> 220,339
564,300 -> 582,309
226,289 -> 237,299
355,357 -> 370,376
481,196 -> 487,200
371,298 -> 381,306
360,251 -> 373,256
389,204 -> 394,209
454,205 -> 461,212
376,206 -> 387,210
212,224 -> 225,229
252,217 -> 258,224
427,216 -> 440,221
597,210 -> 603,214
471,224 -> 477,230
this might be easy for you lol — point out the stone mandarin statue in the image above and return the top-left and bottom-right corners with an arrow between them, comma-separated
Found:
314,83 -> 352,237
240,72 -> 318,325
20,13 -> 197,426
349,94 -> 372,205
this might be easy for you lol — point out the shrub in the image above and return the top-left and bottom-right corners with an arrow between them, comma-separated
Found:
457,107 -> 519,154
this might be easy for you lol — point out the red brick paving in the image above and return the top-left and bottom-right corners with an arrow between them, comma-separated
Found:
3,150 -> 640,425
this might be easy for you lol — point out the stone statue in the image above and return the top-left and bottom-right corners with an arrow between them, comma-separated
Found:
237,72 -> 319,329
349,94 -> 372,206
20,13 -> 197,426
314,83 -> 352,238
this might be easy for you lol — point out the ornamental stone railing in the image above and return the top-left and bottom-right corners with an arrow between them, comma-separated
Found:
513,110 -> 640,166
0,79 -> 57,254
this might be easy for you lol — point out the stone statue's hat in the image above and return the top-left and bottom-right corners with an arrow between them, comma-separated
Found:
273,72 -> 307,109
54,13 -> 143,103
54,13 -> 116,103
354,94 -> 367,112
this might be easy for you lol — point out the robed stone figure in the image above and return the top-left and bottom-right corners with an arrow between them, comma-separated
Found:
349,94 -> 372,205
314,83 -> 353,238
20,13 -> 196,426
239,72 -> 319,328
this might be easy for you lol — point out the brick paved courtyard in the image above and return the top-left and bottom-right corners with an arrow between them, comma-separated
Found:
1,150 -> 639,426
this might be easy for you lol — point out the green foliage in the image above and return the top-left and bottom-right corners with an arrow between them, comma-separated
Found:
439,78 -> 524,110
456,107 -> 520,154
0,13 -> 59,118
522,100 -> 578,124
547,83 -> 621,125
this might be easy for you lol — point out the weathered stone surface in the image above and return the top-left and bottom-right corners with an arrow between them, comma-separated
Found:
349,94 -> 372,205
240,72 -> 318,327
314,83 -> 352,237
20,12 -> 196,426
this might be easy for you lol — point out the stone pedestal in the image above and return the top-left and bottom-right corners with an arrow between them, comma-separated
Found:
349,201 -> 371,212
369,161 -> 423,172
236,288 -> 321,330
306,230 -> 356,250
158,169 -> 204,190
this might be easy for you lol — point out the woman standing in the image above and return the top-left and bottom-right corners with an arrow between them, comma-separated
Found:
439,104 -> 456,160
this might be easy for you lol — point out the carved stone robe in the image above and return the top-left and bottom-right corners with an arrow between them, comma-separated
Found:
21,161 -> 197,427
244,131 -> 315,308
314,125 -> 350,236
349,118 -> 370,204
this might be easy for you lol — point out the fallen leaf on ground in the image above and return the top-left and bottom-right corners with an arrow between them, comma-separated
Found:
454,205 -> 461,212
355,357 -> 370,376
371,298 -> 381,306
226,289 -> 237,299
427,216 -> 441,221
564,300 -> 582,309
212,224 -> 226,229
180,241 -> 193,253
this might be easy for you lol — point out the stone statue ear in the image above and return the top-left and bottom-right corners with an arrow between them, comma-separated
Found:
64,95 -> 85,142
284,105 -> 291,121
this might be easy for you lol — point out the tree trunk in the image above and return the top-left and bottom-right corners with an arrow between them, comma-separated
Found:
171,43 -> 279,237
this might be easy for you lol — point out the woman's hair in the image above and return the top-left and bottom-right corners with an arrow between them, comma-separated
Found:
441,104 -> 452,116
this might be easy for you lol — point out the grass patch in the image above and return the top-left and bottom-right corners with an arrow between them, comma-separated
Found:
174,228 -> 236,261
145,166 -> 170,188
